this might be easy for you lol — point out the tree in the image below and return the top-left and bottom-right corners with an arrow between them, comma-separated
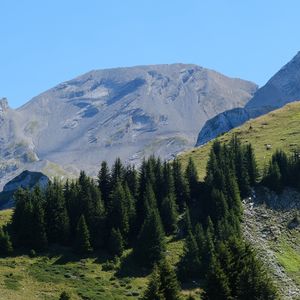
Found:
108,181 -> 129,237
159,259 -> 182,300
143,259 -> 182,300
263,161 -> 282,193
31,187 -> 48,251
97,161 -> 111,207
205,255 -> 232,300
108,228 -> 124,257
142,264 -> 165,300
178,230 -> 201,281
172,159 -> 190,212
185,158 -> 198,202
45,180 -> 70,244
0,227 -> 13,255
245,144 -> 259,185
59,291 -> 71,300
75,215 -> 92,254
160,195 -> 178,235
135,209 -> 166,267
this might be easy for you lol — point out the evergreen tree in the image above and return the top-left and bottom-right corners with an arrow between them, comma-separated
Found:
59,291 -> 71,300
205,255 -> 232,300
143,259 -> 182,300
142,264 -> 165,300
245,144 -> 259,185
45,180 -> 70,245
135,209 -> 166,267
108,228 -> 124,257
263,161 -> 282,193
178,230 -> 201,281
172,159 -> 190,212
108,181 -> 129,237
97,161 -> 111,207
75,215 -> 92,254
160,195 -> 178,235
182,206 -> 192,237
159,259 -> 182,300
185,158 -> 198,202
0,227 -> 13,255
111,157 -> 125,187
31,187 -> 48,250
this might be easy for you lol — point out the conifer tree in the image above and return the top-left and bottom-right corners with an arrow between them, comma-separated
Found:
75,215 -> 92,254
0,227 -> 13,255
182,206 -> 192,237
45,180 -> 70,244
142,264 -> 165,300
108,228 -> 124,257
185,158 -> 198,202
160,195 -> 178,235
159,259 -> 182,300
205,255 -> 232,300
245,144 -> 259,185
135,209 -> 166,267
263,161 -> 282,193
178,230 -> 201,281
111,157 -> 125,187
172,159 -> 190,211
108,181 -> 129,237
97,161 -> 111,207
31,187 -> 48,250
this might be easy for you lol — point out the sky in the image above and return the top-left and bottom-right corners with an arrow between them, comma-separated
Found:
1,0 -> 300,108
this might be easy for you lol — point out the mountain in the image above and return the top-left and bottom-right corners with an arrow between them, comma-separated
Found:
0,170 -> 49,209
0,64 -> 257,189
196,52 -> 300,146
180,101 -> 300,179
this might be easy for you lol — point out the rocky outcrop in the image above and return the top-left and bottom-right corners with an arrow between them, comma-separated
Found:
0,170 -> 49,209
243,187 -> 300,299
196,52 -> 300,146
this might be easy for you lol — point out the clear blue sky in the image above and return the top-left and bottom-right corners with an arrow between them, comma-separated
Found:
1,0 -> 299,108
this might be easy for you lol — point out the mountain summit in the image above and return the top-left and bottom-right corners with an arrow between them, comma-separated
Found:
197,52 -> 300,146
0,64 -> 256,188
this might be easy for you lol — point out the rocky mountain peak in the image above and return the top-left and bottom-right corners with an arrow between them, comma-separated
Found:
0,98 -> 9,114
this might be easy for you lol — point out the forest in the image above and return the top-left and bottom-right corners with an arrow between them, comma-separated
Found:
0,136 -> 284,300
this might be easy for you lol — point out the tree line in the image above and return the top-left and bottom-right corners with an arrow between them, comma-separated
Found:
0,136 -> 278,299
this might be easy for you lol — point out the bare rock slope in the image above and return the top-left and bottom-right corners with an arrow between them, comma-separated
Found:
0,64 -> 257,188
197,52 -> 300,146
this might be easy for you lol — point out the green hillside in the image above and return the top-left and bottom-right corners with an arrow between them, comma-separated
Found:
179,101 -> 300,179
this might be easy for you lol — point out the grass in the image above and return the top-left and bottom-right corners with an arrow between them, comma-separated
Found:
0,210 -> 200,300
179,101 -> 300,179
275,236 -> 300,286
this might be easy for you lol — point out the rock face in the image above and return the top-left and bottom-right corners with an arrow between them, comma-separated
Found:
196,52 -> 300,146
0,64 -> 257,188
0,170 -> 49,209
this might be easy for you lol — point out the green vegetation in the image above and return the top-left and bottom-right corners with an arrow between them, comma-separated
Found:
0,137 -> 280,299
179,102 -> 300,179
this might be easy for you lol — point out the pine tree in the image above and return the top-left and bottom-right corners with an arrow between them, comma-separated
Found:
45,180 -> 70,245
245,144 -> 259,185
111,157 -> 125,187
160,195 -> 178,235
108,181 -> 129,237
142,264 -> 165,300
108,228 -> 124,257
178,230 -> 201,281
135,209 -> 166,267
98,161 -> 111,207
263,161 -> 282,193
59,291 -> 71,300
182,206 -> 192,237
185,158 -> 198,202
75,215 -> 92,254
31,187 -> 48,251
0,227 -> 13,255
159,259 -> 182,300
205,255 -> 232,300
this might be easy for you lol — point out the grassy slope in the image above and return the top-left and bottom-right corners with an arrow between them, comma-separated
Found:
0,209 -> 200,300
179,101 -> 300,179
